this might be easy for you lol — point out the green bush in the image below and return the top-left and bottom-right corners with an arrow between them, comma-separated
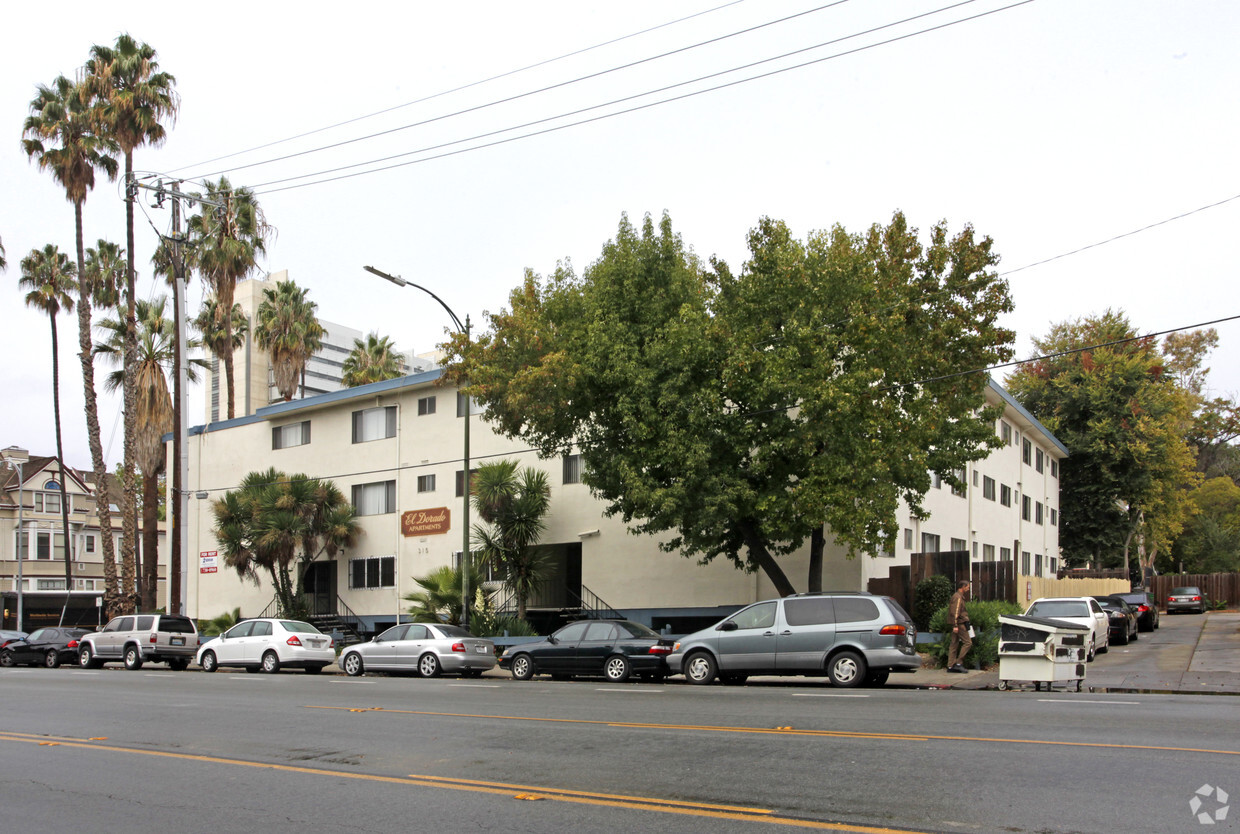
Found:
912,575 -> 954,631
926,599 -> 1023,669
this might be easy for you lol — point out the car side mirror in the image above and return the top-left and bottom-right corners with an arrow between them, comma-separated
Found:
718,622 -> 738,632
548,635 -> 559,645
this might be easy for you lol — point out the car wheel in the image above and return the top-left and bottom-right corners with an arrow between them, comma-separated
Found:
827,650 -> 866,688
343,653 -> 364,677
683,652 -> 717,685
200,651 -> 219,673
45,650 -> 61,669
169,658 -> 190,671
510,653 -> 535,681
418,653 -> 441,678
719,674 -> 748,686
0,650 -> 13,668
261,651 -> 281,674
604,655 -> 632,683
124,646 -> 144,670
1115,628 -> 1129,646
1086,639 -> 1096,662
864,670 -> 890,687
80,646 -> 102,669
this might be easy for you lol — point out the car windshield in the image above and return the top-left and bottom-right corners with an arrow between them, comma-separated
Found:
280,621 -> 324,634
615,621 -> 661,639
1028,601 -> 1089,618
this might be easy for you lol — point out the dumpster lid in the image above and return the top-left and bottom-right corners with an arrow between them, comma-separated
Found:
999,614 -> 1090,631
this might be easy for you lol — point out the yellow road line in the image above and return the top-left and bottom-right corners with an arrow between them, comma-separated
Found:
301,705 -> 1240,757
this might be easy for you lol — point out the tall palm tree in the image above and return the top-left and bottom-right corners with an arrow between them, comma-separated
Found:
83,239 -> 127,315
23,74 -> 121,613
194,296 -> 249,418
342,332 -> 403,387
254,278 -> 324,402
188,177 -> 270,419
471,460 -> 552,621
86,37 -> 178,600
19,245 -> 79,605
95,297 -> 206,609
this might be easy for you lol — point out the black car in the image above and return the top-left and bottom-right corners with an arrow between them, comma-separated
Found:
498,619 -> 673,683
1112,590 -> 1160,632
1092,596 -> 1139,645
0,627 -> 92,668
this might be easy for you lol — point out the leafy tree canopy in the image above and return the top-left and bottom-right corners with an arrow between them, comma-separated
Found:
443,211 -> 1014,595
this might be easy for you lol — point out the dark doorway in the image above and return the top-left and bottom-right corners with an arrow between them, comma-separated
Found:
302,561 -> 336,616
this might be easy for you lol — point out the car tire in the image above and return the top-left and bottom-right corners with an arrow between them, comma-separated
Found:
827,650 -> 866,688
0,650 -> 13,668
261,651 -> 281,674
510,653 -> 535,681
864,670 -> 889,687
1086,639 -> 1096,662
124,646 -> 144,670
200,651 -> 219,673
343,653 -> 364,677
418,653 -> 441,678
45,650 -> 61,669
683,652 -> 718,685
1115,629 -> 1129,646
604,655 -> 632,683
80,646 -> 102,669
169,658 -> 190,671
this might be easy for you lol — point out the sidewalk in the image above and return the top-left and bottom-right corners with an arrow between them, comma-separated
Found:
898,612 -> 1240,694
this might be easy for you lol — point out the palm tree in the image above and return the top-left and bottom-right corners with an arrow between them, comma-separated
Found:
19,245 -> 79,605
194,296 -> 249,418
254,278 -> 324,402
404,564 -> 487,626
83,239 -> 127,315
86,37 -> 178,605
23,74 -> 121,613
342,332 -> 403,387
188,177 -> 271,419
95,297 -> 206,609
471,460 -> 552,621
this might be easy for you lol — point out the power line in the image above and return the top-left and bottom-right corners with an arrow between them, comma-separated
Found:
255,0 -> 1032,195
167,0 -> 751,174
189,0 -> 857,182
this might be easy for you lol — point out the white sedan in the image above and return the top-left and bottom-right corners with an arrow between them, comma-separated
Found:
1023,597 -> 1111,661
339,623 -> 496,678
197,618 -> 335,674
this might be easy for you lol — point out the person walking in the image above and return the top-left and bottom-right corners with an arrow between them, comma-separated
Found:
946,580 -> 973,673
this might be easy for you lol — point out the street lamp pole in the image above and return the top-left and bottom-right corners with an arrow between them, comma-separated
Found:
2,452 -> 26,631
364,266 -> 472,629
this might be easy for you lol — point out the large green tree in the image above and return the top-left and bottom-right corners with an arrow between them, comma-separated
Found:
1006,310 -> 1201,572
471,460 -> 552,621
1168,477 -> 1240,574
443,212 -> 1014,596
23,74 -> 122,613
342,332 -> 402,387
254,278 -> 324,401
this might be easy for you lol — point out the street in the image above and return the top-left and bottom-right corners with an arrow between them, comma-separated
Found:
1,618 -> 1236,834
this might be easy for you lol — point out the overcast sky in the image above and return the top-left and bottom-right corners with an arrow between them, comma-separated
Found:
3,0 -> 1238,469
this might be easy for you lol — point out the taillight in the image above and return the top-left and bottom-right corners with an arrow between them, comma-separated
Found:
67,640 -> 79,648
1138,605 -> 1149,613
880,624 -> 908,635
149,632 -> 158,644
1192,596 -> 1201,601
648,644 -> 672,655
286,635 -> 302,646
451,642 -> 466,653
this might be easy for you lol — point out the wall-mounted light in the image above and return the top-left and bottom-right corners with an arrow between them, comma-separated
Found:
578,529 -> 600,538
194,491 -> 209,500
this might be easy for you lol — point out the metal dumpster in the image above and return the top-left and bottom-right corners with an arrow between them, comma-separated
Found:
997,614 -> 1088,692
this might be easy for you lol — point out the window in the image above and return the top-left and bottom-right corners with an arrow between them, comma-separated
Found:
37,578 -> 67,590
921,533 -> 940,553
352,405 -> 397,443
784,597 -> 835,626
903,528 -> 913,550
349,555 -> 396,589
563,454 -> 582,485
972,542 -> 978,559
1000,484 -> 1012,507
15,529 -> 28,560
727,602 -> 777,630
1022,495 -> 1032,521
455,468 -> 479,497
1022,438 -> 1032,465
1021,551 -> 1031,574
1000,421 -> 1012,445
85,534 -> 96,554
251,621 -> 272,637
1035,449 -> 1044,473
417,396 -> 436,416
352,481 -> 396,516
1051,459 -> 1059,478
833,597 -> 880,624
272,420 -> 311,449
983,544 -> 995,562
982,476 -> 996,501
1035,553 -> 1043,577
417,474 -> 436,493
456,393 -> 483,417
951,470 -> 966,497
972,470 -> 980,487
1051,508 -> 1058,526
1035,502 -> 1044,525
950,537 -> 967,553
1000,546 -> 1012,561
930,472 -> 941,489
44,492 -> 61,514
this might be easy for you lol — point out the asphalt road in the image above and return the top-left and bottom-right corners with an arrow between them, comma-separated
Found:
2,642 -> 1236,834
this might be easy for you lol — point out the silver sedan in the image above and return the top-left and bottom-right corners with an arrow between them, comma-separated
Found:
338,623 -> 496,678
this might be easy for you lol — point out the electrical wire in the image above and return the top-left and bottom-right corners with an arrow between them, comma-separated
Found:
167,0 -> 751,174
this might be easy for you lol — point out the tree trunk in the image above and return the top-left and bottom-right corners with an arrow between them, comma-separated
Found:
740,523 -> 797,597
807,526 -> 825,593
223,342 -> 237,420
120,155 -> 139,614
142,470 -> 160,610
74,199 -> 120,616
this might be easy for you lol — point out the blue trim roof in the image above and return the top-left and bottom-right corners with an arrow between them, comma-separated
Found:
988,377 -> 1070,457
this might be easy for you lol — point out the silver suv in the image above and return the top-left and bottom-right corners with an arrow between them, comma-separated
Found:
78,613 -> 198,671
666,592 -> 918,688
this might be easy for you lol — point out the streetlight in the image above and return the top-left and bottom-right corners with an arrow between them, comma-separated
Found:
364,265 -> 473,629
2,450 -> 27,631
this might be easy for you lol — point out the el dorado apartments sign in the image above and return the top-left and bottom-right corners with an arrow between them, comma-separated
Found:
401,507 -> 451,537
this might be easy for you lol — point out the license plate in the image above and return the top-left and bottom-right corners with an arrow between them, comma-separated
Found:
171,637 -> 185,646
474,645 -> 488,653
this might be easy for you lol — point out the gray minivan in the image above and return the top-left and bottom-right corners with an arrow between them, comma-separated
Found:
666,592 -> 918,687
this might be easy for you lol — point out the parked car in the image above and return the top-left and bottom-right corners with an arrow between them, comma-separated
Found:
1167,586 -> 1209,614
1112,590 -> 1160,632
498,619 -> 673,682
1023,597 -> 1109,660
666,592 -> 919,688
1092,596 -> 1139,645
78,613 -> 198,670
0,629 -> 28,649
197,618 -> 335,674
339,623 -> 495,677
0,627 -> 91,668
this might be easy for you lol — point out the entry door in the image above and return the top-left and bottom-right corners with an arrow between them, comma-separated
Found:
304,562 -> 336,616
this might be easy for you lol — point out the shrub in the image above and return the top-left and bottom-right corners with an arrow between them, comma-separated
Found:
912,575 -> 954,631
926,599 -> 1023,669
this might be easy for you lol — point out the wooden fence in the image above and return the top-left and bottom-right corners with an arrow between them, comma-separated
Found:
868,551 -> 1017,614
1151,574 -> 1239,608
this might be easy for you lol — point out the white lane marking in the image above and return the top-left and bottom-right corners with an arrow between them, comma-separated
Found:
1036,699 -> 1141,705
793,693 -> 870,698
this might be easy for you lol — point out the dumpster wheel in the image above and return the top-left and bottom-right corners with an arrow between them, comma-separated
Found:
998,681 -> 1010,691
